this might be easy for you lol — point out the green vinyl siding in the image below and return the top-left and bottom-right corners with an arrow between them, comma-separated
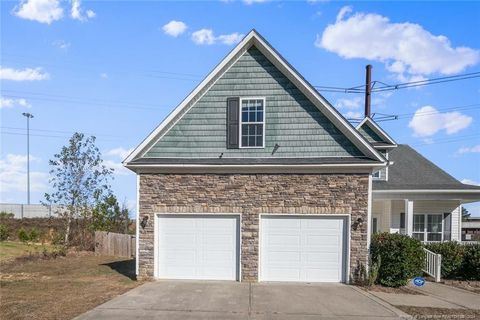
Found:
144,46 -> 364,158
358,123 -> 384,143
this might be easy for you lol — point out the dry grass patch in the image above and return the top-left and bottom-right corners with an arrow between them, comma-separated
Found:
0,251 -> 141,320
442,280 -> 480,294
361,284 -> 424,295
396,306 -> 480,319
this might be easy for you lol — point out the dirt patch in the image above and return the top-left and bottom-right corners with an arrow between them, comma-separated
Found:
0,252 -> 142,320
442,280 -> 480,294
361,285 -> 424,295
396,306 -> 480,319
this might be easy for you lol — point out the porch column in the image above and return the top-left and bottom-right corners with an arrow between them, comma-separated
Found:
405,199 -> 414,236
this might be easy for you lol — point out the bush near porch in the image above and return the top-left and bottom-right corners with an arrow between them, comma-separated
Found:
425,242 -> 480,280
370,233 -> 424,287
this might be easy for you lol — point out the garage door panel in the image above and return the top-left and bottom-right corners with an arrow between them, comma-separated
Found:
157,215 -> 239,281
260,216 -> 346,283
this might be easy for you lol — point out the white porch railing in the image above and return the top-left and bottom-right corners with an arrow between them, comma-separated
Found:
423,248 -> 442,282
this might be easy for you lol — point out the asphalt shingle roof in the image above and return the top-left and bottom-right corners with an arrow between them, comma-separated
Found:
373,144 -> 480,191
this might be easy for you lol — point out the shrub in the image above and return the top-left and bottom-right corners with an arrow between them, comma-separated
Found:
18,228 -> 29,242
0,224 -> 9,241
370,233 -> 424,287
425,241 -> 465,279
461,243 -> 480,280
0,211 -> 14,219
29,228 -> 40,243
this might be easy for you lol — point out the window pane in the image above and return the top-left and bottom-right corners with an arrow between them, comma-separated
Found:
248,136 -> 255,146
257,111 -> 263,122
256,135 -> 262,147
427,215 -> 442,233
242,111 -> 248,122
427,233 -> 442,242
413,233 -> 424,241
413,215 -> 425,232
400,212 -> 406,229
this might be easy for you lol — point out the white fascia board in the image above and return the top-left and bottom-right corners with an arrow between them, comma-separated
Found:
355,117 -> 397,147
125,162 -> 386,174
124,30 -> 387,165
374,189 -> 480,194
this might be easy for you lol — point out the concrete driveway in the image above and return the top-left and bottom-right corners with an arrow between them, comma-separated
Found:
75,281 -> 409,320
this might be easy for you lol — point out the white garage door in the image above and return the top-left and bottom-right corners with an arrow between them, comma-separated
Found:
156,215 -> 239,280
260,216 -> 346,283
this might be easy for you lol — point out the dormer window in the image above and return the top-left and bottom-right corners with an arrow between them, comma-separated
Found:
240,98 -> 265,148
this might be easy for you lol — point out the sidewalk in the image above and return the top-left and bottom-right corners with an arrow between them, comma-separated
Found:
408,282 -> 480,310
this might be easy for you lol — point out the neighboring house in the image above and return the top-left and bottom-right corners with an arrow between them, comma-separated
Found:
462,217 -> 480,241
356,118 -> 480,243
124,30 -> 480,283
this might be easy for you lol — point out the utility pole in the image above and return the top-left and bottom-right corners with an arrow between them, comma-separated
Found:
22,112 -> 34,205
364,64 -> 372,118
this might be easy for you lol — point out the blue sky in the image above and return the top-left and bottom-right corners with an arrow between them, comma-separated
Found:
1,0 -> 479,215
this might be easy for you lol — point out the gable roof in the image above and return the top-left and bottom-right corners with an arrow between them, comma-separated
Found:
373,145 -> 480,191
356,117 -> 397,148
124,30 -> 386,166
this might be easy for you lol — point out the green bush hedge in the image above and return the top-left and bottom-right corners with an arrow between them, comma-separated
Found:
462,244 -> 480,280
425,242 -> 480,281
0,224 -> 8,241
370,233 -> 424,287
425,242 -> 464,279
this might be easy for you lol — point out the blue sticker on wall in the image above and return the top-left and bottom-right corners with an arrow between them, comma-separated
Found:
413,277 -> 425,287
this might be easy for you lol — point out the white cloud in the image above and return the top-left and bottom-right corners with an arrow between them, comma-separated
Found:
162,20 -> 188,37
335,97 -> 362,110
457,145 -> 480,155
0,154 -> 48,193
408,106 -> 473,137
317,6 -> 480,81
0,97 -> 31,109
461,179 -> 480,186
217,33 -> 244,45
104,147 -> 134,176
343,111 -> 363,119
52,39 -> 70,50
192,29 -> 216,45
14,0 -> 63,24
106,147 -> 133,160
86,9 -> 95,18
0,67 -> 49,81
70,0 -> 95,21
191,29 -> 243,45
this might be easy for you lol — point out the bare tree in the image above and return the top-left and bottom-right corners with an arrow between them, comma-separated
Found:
44,133 -> 113,245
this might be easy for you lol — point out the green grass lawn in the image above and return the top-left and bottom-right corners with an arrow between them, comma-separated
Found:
0,241 -> 54,262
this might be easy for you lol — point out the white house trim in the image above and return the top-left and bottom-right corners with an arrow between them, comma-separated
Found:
135,174 -> 139,276
355,117 -> 397,147
123,30 -> 386,166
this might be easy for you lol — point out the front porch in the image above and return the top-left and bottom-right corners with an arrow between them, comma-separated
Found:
371,200 -> 461,242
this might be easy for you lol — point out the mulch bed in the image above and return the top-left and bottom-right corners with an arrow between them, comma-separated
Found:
396,306 -> 480,319
362,284 -> 424,295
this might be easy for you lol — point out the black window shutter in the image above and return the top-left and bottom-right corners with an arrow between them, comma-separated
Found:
226,97 -> 240,149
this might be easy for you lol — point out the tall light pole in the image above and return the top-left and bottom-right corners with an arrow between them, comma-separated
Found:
22,112 -> 34,205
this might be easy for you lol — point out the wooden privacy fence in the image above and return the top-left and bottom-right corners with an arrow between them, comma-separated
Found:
95,231 -> 136,258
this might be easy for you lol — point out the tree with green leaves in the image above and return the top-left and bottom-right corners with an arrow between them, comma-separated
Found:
462,207 -> 471,221
44,133 -> 113,246
92,194 -> 131,234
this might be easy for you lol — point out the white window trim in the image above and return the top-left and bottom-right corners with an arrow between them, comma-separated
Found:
239,97 -> 266,149
412,213 -> 444,242
372,150 -> 388,181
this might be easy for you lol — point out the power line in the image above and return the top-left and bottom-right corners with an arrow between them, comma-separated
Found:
314,71 -> 480,93
0,130 -> 126,141
0,126 -> 126,138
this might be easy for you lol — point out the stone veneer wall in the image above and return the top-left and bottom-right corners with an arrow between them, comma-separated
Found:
138,173 -> 369,282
